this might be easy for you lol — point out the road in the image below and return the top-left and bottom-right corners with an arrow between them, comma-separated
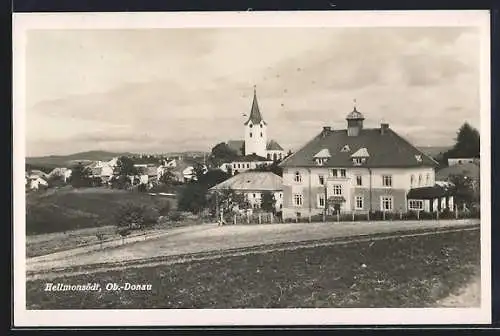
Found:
26,219 -> 479,279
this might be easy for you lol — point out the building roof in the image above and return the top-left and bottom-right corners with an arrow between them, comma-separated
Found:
436,162 -> 480,181
313,148 -> 331,158
266,139 -> 284,151
244,88 -> 266,126
29,170 -> 49,178
407,184 -> 454,199
227,140 -> 245,156
210,171 -> 283,191
233,154 -> 272,162
280,127 -> 438,168
346,107 -> 365,120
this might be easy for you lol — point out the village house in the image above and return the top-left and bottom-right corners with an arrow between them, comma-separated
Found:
26,174 -> 48,190
219,153 -> 274,175
48,167 -> 72,182
225,87 -> 285,161
209,171 -> 283,212
279,104 -> 452,220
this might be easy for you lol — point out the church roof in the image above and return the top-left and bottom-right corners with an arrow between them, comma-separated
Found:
244,88 -> 266,126
266,139 -> 284,151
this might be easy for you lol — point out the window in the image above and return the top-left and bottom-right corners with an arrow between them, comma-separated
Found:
318,175 -> 325,185
333,185 -> 342,195
247,163 -> 250,168
353,157 -> 364,165
356,175 -> 362,186
381,196 -> 393,211
341,145 -> 350,152
294,171 -> 302,183
315,158 -> 326,166
267,154 -> 271,159
355,196 -> 364,210
260,124 -> 263,128
250,133 -> 253,138
233,164 -> 236,168
382,175 -> 392,187
340,169 -> 346,177
408,200 -> 424,210
253,193 -> 256,198
418,174 -> 422,186
415,155 -> 422,163
293,194 -> 303,206
410,174 -> 415,187
260,132 -> 263,137
249,124 -> 253,128
330,169 -> 338,177
318,194 -> 325,208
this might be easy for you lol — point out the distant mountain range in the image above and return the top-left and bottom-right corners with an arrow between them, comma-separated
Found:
26,150 -> 209,171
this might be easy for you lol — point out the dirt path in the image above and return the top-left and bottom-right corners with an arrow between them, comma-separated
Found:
436,274 -> 481,307
26,219 -> 479,277
27,226 -> 479,281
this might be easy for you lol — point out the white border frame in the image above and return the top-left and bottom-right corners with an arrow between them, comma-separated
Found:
13,10 -> 491,326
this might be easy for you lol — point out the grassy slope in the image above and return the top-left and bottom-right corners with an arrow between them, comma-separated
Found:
26,229 -> 480,309
26,187 -> 175,235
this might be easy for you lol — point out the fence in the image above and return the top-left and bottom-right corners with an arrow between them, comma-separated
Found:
215,207 -> 480,225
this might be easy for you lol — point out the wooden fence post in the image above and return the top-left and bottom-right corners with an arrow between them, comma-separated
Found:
308,214 -> 311,223
399,210 -> 403,220
336,210 -> 340,222
352,211 -> 355,221
258,213 -> 262,224
417,210 -> 420,220
367,211 -> 370,221
436,210 -> 439,221
270,213 -> 274,224
234,214 -> 237,225
383,210 -> 386,221
455,205 -> 459,219
247,213 -> 250,224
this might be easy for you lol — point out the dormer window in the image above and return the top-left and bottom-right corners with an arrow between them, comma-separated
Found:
341,145 -> 351,152
415,155 -> 422,163
353,157 -> 366,166
313,148 -> 331,166
351,147 -> 369,166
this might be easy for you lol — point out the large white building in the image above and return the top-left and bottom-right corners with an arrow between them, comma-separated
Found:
279,105 -> 454,220
226,87 -> 285,161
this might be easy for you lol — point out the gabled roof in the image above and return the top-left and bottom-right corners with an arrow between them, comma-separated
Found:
244,88 -> 266,126
407,185 -> 453,199
210,171 -> 283,191
351,147 -> 370,158
233,154 -> 272,162
280,127 -> 438,168
313,148 -> 331,158
266,139 -> 284,151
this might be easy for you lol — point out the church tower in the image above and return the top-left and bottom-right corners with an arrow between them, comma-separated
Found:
244,87 -> 268,157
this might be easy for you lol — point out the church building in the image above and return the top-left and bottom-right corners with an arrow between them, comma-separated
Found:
226,87 -> 285,162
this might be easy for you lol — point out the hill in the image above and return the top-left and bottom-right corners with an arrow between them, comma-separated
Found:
417,146 -> 452,159
26,151 -> 133,170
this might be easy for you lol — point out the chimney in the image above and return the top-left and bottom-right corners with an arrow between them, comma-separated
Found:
321,126 -> 332,138
380,123 -> 389,135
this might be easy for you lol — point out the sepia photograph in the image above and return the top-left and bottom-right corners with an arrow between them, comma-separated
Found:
13,11 -> 491,326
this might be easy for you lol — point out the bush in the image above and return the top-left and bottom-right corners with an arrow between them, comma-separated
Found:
168,211 -> 183,222
114,203 -> 159,230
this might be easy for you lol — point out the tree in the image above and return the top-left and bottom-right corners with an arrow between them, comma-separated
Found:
449,173 -> 480,209
177,183 -> 208,214
110,175 -> 131,189
47,174 -> 66,188
115,156 -> 138,177
250,161 -> 283,176
69,163 -> 92,188
442,123 -> 480,165
114,203 -> 159,231
197,169 -> 231,189
159,167 -> 176,186
208,142 -> 239,167
261,191 -> 277,213
191,163 -> 207,182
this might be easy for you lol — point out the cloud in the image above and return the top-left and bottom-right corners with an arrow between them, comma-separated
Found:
25,27 -> 480,156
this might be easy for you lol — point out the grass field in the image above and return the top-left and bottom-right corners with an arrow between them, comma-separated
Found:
26,187 -> 176,235
26,228 -> 480,309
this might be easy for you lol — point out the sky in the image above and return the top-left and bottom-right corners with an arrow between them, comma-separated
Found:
25,27 -> 481,157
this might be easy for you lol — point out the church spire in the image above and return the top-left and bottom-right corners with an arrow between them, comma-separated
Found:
244,86 -> 266,126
